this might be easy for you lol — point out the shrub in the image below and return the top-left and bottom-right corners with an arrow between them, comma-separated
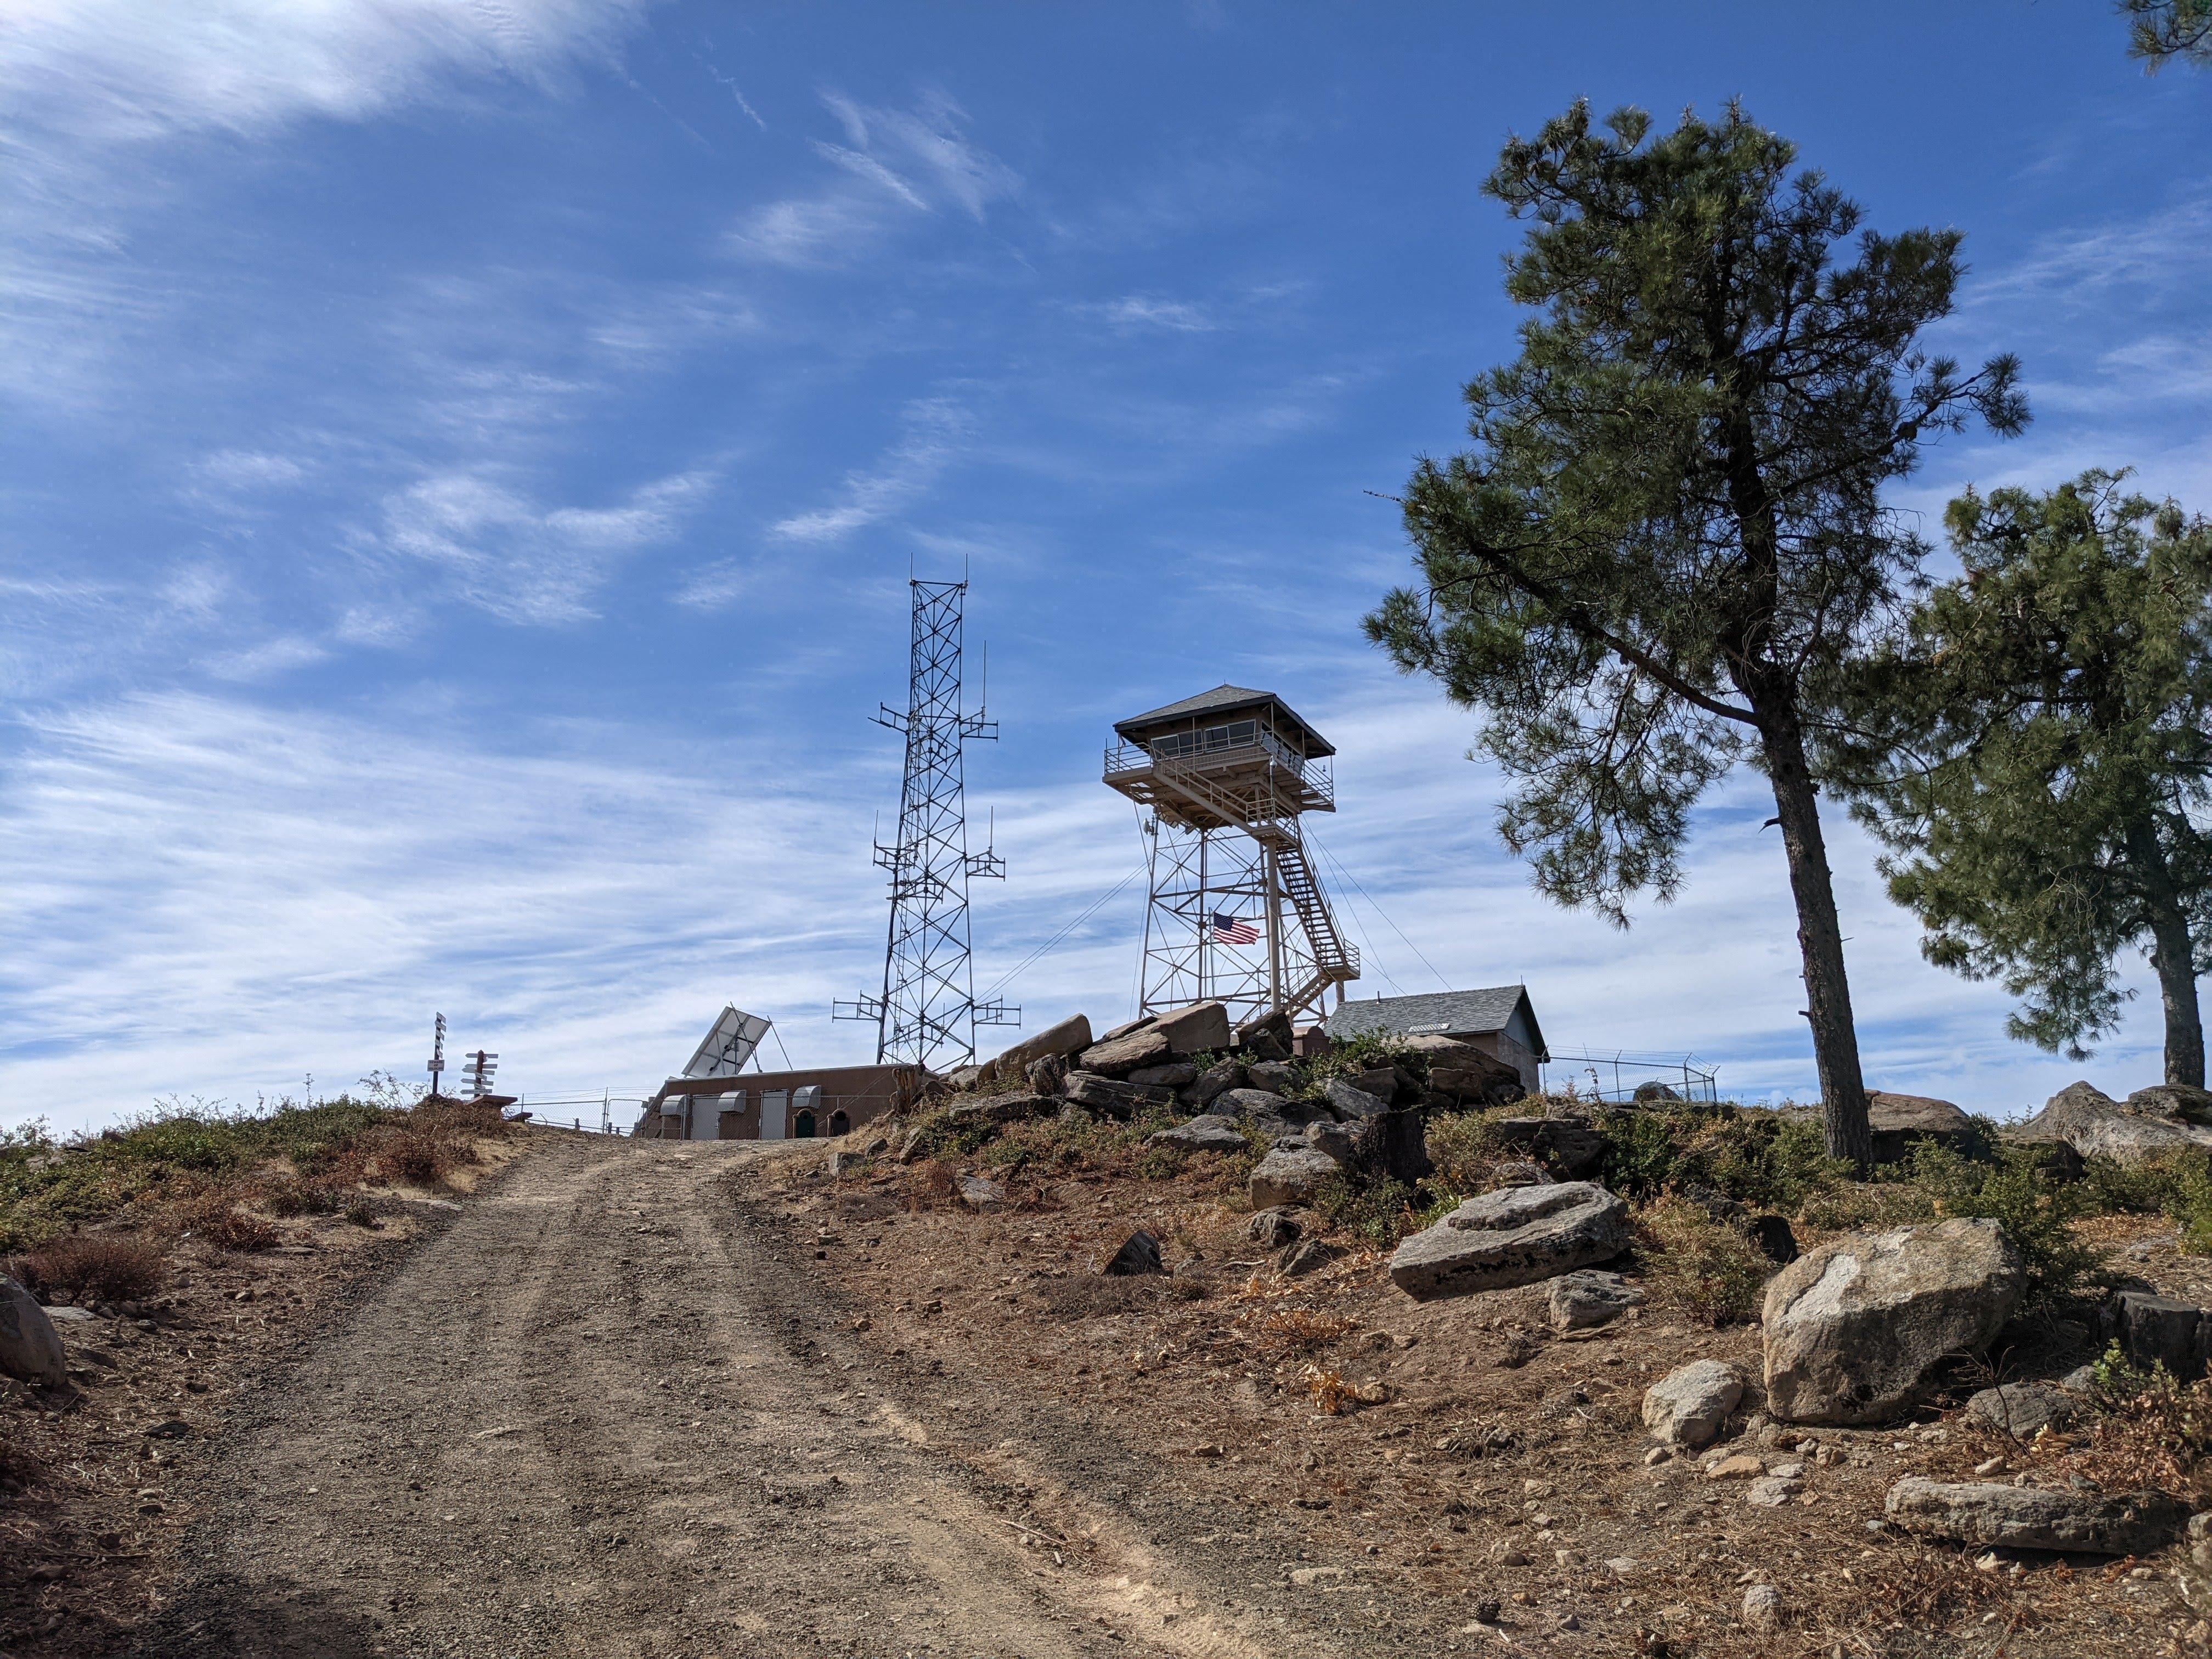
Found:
343,1201 -> 380,1229
1891,1142 -> 2100,1307
375,1129 -> 453,1187
1594,1102 -> 1850,1212
1635,1195 -> 1772,1324
1425,1108 -> 1520,1195
174,1197 -> 278,1252
1311,1171 -> 1421,1249
9,1232 -> 167,1302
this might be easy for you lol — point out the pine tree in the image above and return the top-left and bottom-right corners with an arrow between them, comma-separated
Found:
1837,473 -> 2212,1086
1365,102 -> 2025,1165
2121,0 -> 2212,69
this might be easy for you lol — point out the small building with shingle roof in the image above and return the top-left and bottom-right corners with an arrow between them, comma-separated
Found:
1323,986 -> 1548,1092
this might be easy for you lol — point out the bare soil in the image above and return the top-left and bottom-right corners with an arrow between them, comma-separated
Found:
9,1128 -> 2208,1657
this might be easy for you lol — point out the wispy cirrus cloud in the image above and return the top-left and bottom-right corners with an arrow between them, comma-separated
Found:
768,396 -> 971,545
727,89 -> 1018,267
366,462 -> 721,625
0,1 -> 657,413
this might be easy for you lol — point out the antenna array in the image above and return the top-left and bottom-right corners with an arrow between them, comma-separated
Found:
836,578 -> 1018,1069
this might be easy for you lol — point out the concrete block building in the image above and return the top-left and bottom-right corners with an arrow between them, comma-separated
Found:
633,1063 -> 922,1142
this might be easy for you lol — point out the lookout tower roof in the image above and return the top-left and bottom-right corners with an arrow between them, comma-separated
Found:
1113,684 -> 1334,758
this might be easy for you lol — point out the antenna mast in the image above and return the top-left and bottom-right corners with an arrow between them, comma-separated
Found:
836,578 -> 1018,1069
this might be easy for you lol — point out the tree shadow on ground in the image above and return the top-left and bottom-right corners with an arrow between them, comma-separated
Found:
127,1576 -> 382,1659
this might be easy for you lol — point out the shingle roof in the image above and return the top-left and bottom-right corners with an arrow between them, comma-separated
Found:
1113,684 -> 1334,756
1324,986 -> 1546,1059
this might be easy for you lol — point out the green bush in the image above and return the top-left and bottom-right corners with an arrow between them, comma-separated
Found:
1888,1141 -> 2100,1307
1635,1195 -> 1773,1324
1311,1171 -> 1422,1248
1592,1102 -> 1851,1214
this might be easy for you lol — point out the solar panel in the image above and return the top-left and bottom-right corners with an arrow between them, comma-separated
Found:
682,1006 -> 772,1079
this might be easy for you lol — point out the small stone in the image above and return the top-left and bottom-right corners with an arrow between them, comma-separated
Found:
1742,1583 -> 1783,1633
1244,1207 -> 1301,1249
1643,1446 -> 1671,1467
956,1174 -> 1008,1212
1279,1237 -> 1339,1277
1100,1229 -> 1165,1277
1706,1453 -> 1764,1479
1745,1475 -> 1804,1508
1642,1359 -> 1744,1449
1287,1565 -> 1345,1585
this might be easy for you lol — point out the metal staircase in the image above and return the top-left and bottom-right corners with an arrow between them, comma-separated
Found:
1149,749 -> 1358,1017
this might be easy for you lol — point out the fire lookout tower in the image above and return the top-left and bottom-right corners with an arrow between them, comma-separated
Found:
1103,685 -> 1358,1029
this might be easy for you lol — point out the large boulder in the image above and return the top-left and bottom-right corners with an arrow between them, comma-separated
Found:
1077,1027 -> 1173,1078
1387,1181 -> 1629,1301
1641,1358 -> 1743,1448
1182,1059 -> 1244,1110
1062,1072 -> 1174,1118
1324,1078 -> 1390,1120
2010,1080 -> 2212,1165
1249,1146 -> 1345,1209
1234,1009 -> 1294,1062
977,1013 -> 1094,1088
1885,1478 -> 2187,1555
943,1091 -> 1053,1130
1866,1092 -> 1980,1163
1345,1109 -> 1432,1186
1152,1000 -> 1232,1056
1128,1060 -> 1198,1090
1427,1049 -> 1528,1108
1762,1218 -> 2022,1425
1,1274 -> 69,1389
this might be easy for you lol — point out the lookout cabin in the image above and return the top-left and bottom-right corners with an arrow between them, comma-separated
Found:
1103,684 -> 1336,830
1324,986 -> 1549,1093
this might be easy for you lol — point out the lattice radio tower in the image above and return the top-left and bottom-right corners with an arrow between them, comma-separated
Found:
835,578 -> 1018,1070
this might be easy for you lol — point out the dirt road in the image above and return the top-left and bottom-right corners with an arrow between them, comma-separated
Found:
137,1135 -> 1336,1659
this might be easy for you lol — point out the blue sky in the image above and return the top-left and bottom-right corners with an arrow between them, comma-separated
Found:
3,2 -> 2209,1132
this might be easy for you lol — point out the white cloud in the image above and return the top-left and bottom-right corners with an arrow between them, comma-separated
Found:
673,558 -> 747,611
0,0 -> 648,145
769,397 -> 970,545
1091,296 -> 1216,332
0,0 -> 653,412
0,688 -> 892,1135
726,89 -> 1017,267
368,463 -> 719,625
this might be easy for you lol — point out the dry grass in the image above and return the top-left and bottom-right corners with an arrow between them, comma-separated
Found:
1243,1306 -> 1357,1356
1297,1364 -> 1387,1415
1634,1194 -> 1775,1324
171,1195 -> 279,1252
5,1232 -> 168,1302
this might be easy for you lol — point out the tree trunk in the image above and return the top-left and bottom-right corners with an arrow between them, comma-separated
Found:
2128,819 -> 2207,1087
1758,710 -> 1873,1167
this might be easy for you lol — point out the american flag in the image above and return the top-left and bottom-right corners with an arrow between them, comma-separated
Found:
1211,912 -> 1260,945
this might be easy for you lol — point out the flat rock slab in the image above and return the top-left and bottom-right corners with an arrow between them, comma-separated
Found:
1076,1028 -> 1172,1078
1146,1114 -> 1248,1153
1151,1000 -> 1232,1055
1387,1181 -> 1628,1301
1062,1073 -> 1174,1118
1249,1146 -> 1345,1209
1886,1478 -> 2187,1554
1762,1217 -> 2022,1426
